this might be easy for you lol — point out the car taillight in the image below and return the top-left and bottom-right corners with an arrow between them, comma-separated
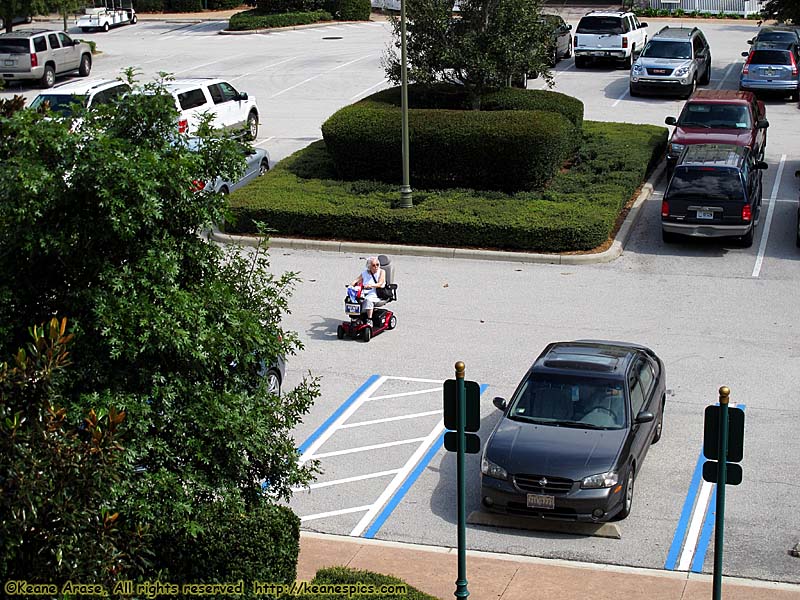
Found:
30,53 -> 37,67
742,51 -> 753,75
790,52 -> 798,77
190,179 -> 205,193
742,204 -> 752,222
661,200 -> 669,217
178,118 -> 188,133
622,37 -> 628,49
574,35 -> 579,47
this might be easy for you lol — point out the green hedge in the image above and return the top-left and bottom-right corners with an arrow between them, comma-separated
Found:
228,8 -> 332,29
308,567 -> 438,599
134,0 -> 164,11
207,0 -> 242,8
157,502 -> 300,596
166,0 -> 203,11
226,121 -> 667,252
322,103 -> 574,191
337,0 -> 370,19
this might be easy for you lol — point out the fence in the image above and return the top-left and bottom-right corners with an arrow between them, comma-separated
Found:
646,0 -> 764,15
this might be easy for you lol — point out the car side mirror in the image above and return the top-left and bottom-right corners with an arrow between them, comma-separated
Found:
665,116 -> 677,126
756,118 -> 769,129
566,23 -> 572,30
493,397 -> 507,411
639,22 -> 648,28
747,38 -> 753,44
741,51 -> 750,57
635,411 -> 654,424
756,161 -> 768,170
237,92 -> 248,101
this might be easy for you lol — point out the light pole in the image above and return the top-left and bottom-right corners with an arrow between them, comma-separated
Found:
398,0 -> 413,208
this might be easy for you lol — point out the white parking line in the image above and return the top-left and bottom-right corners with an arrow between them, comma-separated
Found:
292,469 -> 402,491
339,410 -> 442,429
387,376 -> 442,383
677,480 -> 714,571
350,78 -> 389,100
311,437 -> 429,459
270,54 -> 374,98
367,387 -> 441,401
254,136 -> 275,148
300,505 -> 373,522
229,56 -> 297,81
715,64 -> 736,90
612,88 -> 628,107
173,52 -> 248,75
752,154 -> 786,278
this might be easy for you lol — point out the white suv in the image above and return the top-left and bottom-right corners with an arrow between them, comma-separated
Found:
28,78 -> 131,116
160,78 -> 260,140
574,11 -> 648,69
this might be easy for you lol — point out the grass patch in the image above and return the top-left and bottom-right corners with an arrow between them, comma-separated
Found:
226,121 -> 667,253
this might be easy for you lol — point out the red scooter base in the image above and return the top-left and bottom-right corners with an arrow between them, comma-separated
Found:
337,310 -> 397,342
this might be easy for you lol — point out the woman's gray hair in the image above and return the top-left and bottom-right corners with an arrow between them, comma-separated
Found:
366,256 -> 380,268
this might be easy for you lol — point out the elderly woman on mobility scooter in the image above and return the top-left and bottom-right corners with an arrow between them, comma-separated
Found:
338,255 -> 398,342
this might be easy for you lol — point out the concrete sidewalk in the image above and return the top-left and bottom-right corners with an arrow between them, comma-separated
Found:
297,532 -> 800,600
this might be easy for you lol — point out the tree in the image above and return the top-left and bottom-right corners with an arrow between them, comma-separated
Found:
1,0 -> 45,32
383,0 -> 551,109
761,0 -> 800,23
0,73 -> 320,580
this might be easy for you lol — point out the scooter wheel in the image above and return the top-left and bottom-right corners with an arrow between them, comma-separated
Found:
388,315 -> 397,330
362,326 -> 371,343
337,325 -> 345,340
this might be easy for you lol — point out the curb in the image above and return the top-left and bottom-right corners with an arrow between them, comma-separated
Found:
210,164 -> 666,265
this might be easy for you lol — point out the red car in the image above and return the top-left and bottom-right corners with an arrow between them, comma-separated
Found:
664,90 -> 768,173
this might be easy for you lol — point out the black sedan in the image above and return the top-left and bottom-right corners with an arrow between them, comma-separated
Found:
481,340 -> 665,522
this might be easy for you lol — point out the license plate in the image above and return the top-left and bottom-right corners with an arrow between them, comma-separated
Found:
3,60 -> 13,66
697,211 -> 714,220
526,493 -> 555,510
344,303 -> 361,315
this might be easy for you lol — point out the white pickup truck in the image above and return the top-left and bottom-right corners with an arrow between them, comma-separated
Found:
573,11 -> 648,69
77,4 -> 137,32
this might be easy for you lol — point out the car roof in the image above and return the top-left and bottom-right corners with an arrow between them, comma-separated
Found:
678,143 -> 747,167
42,78 -> 127,95
653,26 -> 699,40
162,78 -> 227,91
533,340 -> 645,379
759,25 -> 800,34
688,89 -> 755,104
0,29 -> 54,38
582,10 -> 634,17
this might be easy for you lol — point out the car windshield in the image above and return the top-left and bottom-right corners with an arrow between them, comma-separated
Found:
667,167 -> 745,202
749,50 -> 792,65
642,40 -> 692,59
29,94 -> 88,117
576,16 -> 623,35
507,375 -> 626,430
757,31 -> 797,43
0,39 -> 29,54
679,103 -> 751,129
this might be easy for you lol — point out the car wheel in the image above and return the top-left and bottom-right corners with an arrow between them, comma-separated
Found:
550,45 -> 558,67
623,47 -> 633,69
740,224 -> 755,247
246,111 -> 258,141
574,56 -> 587,69
40,65 -> 55,89
652,399 -> 665,444
388,315 -> 397,330
131,14 -> 137,23
266,369 -> 281,396
362,325 -> 371,343
102,22 -> 109,32
258,159 -> 269,176
78,54 -> 91,77
618,467 -> 635,520
218,185 -> 229,196
662,229 -> 679,244
81,27 -> 91,33
790,89 -> 799,102
337,325 -> 345,339
565,39 -> 573,59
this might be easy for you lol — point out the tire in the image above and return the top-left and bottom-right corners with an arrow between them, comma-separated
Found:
362,326 -> 371,343
549,45 -> 558,67
652,399 -> 665,444
78,54 -> 91,77
258,159 -> 269,176
246,111 -> 258,141
565,39 -> 572,59
81,27 -> 91,33
740,224 -> 754,247
336,325 -> 345,339
218,185 -> 229,196
623,46 -> 633,69
102,21 -> 109,32
131,14 -> 137,24
266,369 -> 281,396
662,229 -> 679,244
790,89 -> 799,102
387,315 -> 397,330
575,56 -> 587,69
617,467 -> 635,520
40,65 -> 55,89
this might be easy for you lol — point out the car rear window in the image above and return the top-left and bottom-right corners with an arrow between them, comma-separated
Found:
749,50 -> 792,65
177,88 -> 207,110
29,94 -> 87,117
757,31 -> 797,43
577,16 -> 623,35
667,168 -> 745,202
0,39 -> 30,54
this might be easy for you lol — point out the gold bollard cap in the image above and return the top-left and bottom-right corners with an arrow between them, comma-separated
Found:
455,361 -> 465,378
719,386 -> 730,405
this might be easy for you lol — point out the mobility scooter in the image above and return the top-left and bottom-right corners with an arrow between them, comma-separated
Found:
337,254 -> 398,343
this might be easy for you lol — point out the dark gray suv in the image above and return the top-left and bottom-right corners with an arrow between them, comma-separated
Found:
630,26 -> 711,98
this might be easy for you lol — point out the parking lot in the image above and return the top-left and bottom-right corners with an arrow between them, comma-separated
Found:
3,13 -> 799,585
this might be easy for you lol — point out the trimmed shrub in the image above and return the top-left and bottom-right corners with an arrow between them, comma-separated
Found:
207,0 -> 242,8
322,101 -> 575,192
229,8 -> 332,29
226,121 -> 667,252
257,0 -> 325,13
134,0 -> 165,11
157,501 -> 300,596
337,0 -> 370,20
166,0 -> 203,11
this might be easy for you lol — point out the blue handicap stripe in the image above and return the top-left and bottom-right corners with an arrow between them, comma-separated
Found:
664,451 -> 704,570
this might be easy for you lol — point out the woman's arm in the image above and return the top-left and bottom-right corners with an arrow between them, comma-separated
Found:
352,274 -> 363,287
376,269 -> 385,287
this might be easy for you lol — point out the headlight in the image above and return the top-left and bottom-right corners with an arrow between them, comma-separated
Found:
668,142 -> 685,155
581,470 -> 618,489
674,66 -> 690,77
632,63 -> 644,74
481,455 -> 508,480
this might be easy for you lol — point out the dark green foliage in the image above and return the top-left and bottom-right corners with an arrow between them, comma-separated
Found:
159,501 -> 300,594
165,0 -> 202,11
256,0 -> 325,13
761,0 -> 800,22
133,0 -> 164,11
207,0 -> 242,9
0,318 -> 152,586
309,567 -> 438,599
229,8 -> 331,29
336,0 -> 369,19
226,121 -> 667,252
323,101 -> 574,191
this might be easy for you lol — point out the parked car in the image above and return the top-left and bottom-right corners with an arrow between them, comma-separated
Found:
540,13 -> 573,66
188,138 -> 270,195
0,29 -> 92,88
664,90 -> 768,173
154,78 -> 260,139
28,78 -> 130,116
480,340 -> 665,523
630,26 -> 711,98
573,10 -> 648,69
739,41 -> 800,100
661,144 -> 766,246
747,25 -> 800,47
0,14 -> 33,30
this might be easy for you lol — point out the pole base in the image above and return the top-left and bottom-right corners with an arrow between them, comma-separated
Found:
398,185 -> 413,208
